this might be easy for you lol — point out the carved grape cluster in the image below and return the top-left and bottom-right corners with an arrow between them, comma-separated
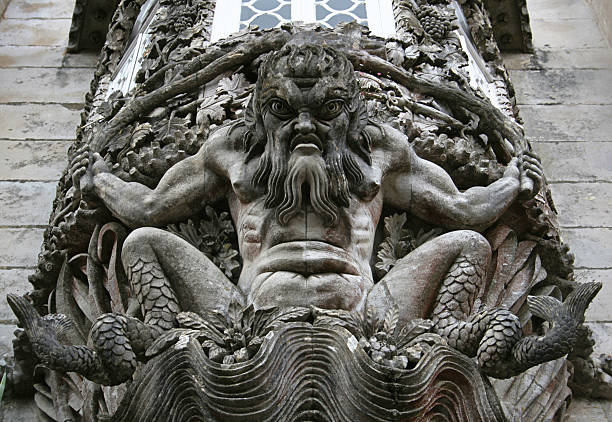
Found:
417,6 -> 451,40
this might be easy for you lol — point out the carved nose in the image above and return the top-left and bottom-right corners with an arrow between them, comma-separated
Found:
294,112 -> 315,134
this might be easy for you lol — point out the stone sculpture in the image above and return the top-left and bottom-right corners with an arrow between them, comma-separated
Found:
5,0 -> 604,420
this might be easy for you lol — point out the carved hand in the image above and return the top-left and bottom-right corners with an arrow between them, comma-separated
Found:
518,150 -> 543,200
69,144 -> 110,202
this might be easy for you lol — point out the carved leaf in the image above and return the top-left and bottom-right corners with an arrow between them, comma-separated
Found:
156,115 -> 192,146
365,305 -> 380,338
228,297 -> 243,330
196,94 -> 230,129
382,305 -> 399,336
254,307 -> 310,337
145,329 -> 201,357
176,311 -> 225,345
375,213 -> 410,273
218,73 -> 250,97
312,307 -> 364,338
395,319 -> 434,349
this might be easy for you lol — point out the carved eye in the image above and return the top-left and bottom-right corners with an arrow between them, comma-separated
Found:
320,100 -> 344,119
268,99 -> 292,118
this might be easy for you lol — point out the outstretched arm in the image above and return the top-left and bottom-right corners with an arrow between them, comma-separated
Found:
71,140 -> 229,228
382,129 -> 542,231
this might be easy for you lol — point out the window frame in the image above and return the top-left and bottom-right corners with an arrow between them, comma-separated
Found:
210,0 -> 396,42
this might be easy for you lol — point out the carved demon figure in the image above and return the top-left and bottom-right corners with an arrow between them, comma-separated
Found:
9,39 -> 598,393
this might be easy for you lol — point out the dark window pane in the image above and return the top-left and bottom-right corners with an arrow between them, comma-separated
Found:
316,5 -> 329,20
240,6 -> 256,21
251,0 -> 281,12
327,13 -> 356,26
353,3 -> 366,19
327,0 -> 355,11
278,4 -> 291,19
250,13 -> 281,28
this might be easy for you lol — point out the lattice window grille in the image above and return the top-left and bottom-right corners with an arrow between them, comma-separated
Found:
315,0 -> 367,29
211,0 -> 395,42
239,0 -> 293,30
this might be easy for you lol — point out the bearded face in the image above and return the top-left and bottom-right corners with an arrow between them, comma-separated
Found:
245,43 -> 370,227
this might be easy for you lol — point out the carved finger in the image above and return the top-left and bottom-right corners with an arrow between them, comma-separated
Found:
524,162 -> 543,176
525,170 -> 542,194
522,156 -> 542,170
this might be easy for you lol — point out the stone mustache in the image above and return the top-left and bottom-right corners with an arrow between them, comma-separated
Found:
9,39 -> 599,421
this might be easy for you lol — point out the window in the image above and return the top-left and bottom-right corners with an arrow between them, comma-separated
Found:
107,0 -> 160,97
210,0 -> 396,42
451,1 -> 501,109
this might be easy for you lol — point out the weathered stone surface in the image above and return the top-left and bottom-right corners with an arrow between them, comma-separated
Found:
586,0 -> 612,47
549,183 -> 612,227
0,228 -> 45,267
0,323 -> 16,356
4,0 -> 75,19
0,181 -> 55,225
0,18 -> 71,47
530,19 -> 607,49
0,269 -> 31,321
531,142 -> 612,182
0,397 -> 38,422
521,106 -> 612,142
63,52 -> 99,68
0,140 -> 71,180
575,269 -> 612,322
0,104 -> 81,140
587,322 -> 612,359
565,397 -> 612,422
0,45 -> 66,67
563,228 -> 612,269
527,0 -> 597,20
510,69 -> 612,104
0,68 -> 92,103
503,49 -> 612,70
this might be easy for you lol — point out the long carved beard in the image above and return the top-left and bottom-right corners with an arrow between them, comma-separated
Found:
252,135 -> 363,226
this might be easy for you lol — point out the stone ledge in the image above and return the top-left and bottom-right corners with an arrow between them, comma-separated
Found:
0,269 -> 32,321
0,104 -> 81,139
527,0 -> 596,20
549,183 -> 612,227
510,69 -> 612,105
0,67 -> 93,103
0,140 -> 71,180
0,228 -> 46,267
0,181 -> 56,226
4,0 -> 75,19
521,105 -> 612,142
562,228 -> 612,269
503,49 -> 612,70
530,18 -> 607,49
531,142 -> 612,182
0,18 -> 72,47
576,269 -> 612,322
0,46 -> 98,68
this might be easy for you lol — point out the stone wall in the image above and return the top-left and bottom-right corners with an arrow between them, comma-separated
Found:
0,0 -> 610,420
0,0 -> 95,417
503,0 -> 612,419
586,0 -> 612,47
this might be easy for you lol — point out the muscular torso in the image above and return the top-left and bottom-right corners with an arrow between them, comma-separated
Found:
214,124 -> 393,311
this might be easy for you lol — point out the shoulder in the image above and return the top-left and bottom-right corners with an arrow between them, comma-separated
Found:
193,121 -> 248,174
365,122 -> 415,168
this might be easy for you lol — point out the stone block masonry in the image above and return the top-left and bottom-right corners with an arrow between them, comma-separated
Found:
504,0 -> 612,419
0,0 -> 95,418
0,0 -> 610,420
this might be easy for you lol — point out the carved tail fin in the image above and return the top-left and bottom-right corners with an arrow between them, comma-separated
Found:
7,294 -> 49,342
